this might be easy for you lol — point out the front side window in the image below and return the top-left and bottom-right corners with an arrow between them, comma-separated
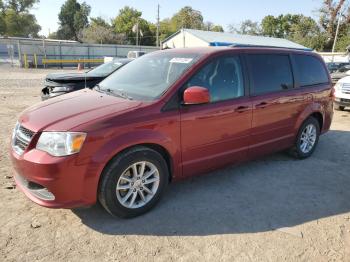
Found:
247,54 -> 293,95
98,52 -> 200,101
294,55 -> 329,87
185,56 -> 244,102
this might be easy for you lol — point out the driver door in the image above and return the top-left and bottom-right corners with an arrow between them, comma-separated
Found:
180,55 -> 252,177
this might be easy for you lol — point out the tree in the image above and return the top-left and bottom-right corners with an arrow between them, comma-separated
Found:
289,16 -> 327,51
0,0 -> 5,34
211,25 -> 224,32
319,0 -> 350,50
171,6 -> 204,30
203,21 -> 224,32
7,0 -> 38,13
112,6 -> 154,45
56,0 -> 91,41
0,0 -> 41,37
80,16 -> 126,44
229,20 -> 261,35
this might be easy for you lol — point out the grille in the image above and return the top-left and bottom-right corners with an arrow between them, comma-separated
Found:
342,83 -> 350,94
12,124 -> 35,155
341,98 -> 350,103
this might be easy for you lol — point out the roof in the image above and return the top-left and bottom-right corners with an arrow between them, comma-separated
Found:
163,29 -> 311,51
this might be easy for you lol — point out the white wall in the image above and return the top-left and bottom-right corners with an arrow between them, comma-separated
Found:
162,31 -> 208,48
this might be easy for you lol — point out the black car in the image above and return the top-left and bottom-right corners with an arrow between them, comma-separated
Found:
330,64 -> 350,84
41,58 -> 132,100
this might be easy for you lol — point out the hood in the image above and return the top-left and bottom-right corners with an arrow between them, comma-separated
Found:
46,72 -> 102,82
19,89 -> 143,132
337,75 -> 350,83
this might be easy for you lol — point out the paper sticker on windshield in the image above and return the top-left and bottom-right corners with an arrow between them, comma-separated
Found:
170,58 -> 193,64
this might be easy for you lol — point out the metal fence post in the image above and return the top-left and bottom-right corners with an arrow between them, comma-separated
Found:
17,41 -> 22,67
59,41 -> 63,68
87,45 -> 90,68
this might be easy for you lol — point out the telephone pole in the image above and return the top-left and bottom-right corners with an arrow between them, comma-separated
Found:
156,4 -> 160,48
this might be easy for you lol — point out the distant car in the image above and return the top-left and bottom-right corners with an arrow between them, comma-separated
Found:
329,64 -> 350,84
326,62 -> 350,73
41,58 -> 132,100
334,71 -> 350,111
127,51 -> 146,59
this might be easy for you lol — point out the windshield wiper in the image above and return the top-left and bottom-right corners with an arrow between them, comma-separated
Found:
95,86 -> 133,100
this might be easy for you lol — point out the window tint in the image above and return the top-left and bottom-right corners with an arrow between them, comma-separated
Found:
295,55 -> 329,86
247,54 -> 293,95
186,56 -> 244,102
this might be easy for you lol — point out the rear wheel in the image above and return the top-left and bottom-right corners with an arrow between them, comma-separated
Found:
290,117 -> 320,159
334,105 -> 345,111
98,147 -> 169,218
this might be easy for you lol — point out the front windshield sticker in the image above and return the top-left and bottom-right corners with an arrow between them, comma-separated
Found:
169,58 -> 193,64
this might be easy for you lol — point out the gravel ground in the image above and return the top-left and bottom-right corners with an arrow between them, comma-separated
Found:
1,65 -> 350,262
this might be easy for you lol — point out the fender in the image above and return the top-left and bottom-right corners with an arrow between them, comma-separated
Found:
294,102 -> 324,135
94,128 -> 180,174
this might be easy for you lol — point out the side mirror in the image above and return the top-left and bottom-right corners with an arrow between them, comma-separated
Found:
183,86 -> 210,105
346,70 -> 350,76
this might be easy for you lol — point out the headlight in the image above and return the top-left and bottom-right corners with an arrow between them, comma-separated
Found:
36,132 -> 86,156
12,122 -> 20,142
334,82 -> 343,91
52,86 -> 72,92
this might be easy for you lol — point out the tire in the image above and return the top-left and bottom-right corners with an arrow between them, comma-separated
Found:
334,105 -> 345,111
98,146 -> 169,218
290,117 -> 320,159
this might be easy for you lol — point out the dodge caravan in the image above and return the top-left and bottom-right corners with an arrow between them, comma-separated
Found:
10,47 -> 333,218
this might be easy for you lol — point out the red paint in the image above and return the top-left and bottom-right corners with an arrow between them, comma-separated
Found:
10,47 -> 333,208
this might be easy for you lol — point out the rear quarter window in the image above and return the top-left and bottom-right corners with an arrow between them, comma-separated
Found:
294,55 -> 329,87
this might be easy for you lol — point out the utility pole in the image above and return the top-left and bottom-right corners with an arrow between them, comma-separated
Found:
156,4 -> 160,48
332,5 -> 345,59
136,20 -> 139,46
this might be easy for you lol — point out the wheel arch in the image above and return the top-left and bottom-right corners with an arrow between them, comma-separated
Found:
294,103 -> 325,134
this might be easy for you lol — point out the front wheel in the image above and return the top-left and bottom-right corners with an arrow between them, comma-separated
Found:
98,147 -> 169,218
290,117 -> 320,159
334,105 -> 345,111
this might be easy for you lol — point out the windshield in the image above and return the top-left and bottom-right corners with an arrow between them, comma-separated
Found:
98,51 -> 201,101
87,60 -> 125,77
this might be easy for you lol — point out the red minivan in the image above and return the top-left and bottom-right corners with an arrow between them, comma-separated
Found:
10,47 -> 333,218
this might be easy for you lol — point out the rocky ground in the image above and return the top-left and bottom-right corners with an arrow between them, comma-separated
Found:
1,65 -> 350,262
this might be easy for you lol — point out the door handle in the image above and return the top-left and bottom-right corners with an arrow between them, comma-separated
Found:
255,102 -> 268,109
235,106 -> 250,113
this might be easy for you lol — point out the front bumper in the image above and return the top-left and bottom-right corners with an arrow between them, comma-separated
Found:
10,148 -> 98,208
334,97 -> 350,107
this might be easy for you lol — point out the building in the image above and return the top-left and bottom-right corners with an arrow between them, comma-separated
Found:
161,29 -> 310,50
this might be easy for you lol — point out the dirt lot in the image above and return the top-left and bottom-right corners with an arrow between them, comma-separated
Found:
0,65 -> 350,262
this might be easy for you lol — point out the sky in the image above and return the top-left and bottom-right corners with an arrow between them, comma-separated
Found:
32,0 -> 323,36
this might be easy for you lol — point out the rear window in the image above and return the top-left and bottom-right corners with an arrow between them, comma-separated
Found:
294,55 -> 329,87
247,54 -> 293,95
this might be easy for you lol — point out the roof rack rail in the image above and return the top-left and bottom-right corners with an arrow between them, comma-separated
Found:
230,43 -> 313,51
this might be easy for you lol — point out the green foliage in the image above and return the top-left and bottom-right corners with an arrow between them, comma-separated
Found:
0,0 -> 41,37
80,16 -> 127,44
56,0 -> 91,41
7,0 -> 38,13
229,20 -> 261,35
211,25 -> 224,32
171,6 -> 203,30
112,6 -> 154,45
335,25 -> 350,52
259,14 -> 330,51
90,16 -> 110,28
